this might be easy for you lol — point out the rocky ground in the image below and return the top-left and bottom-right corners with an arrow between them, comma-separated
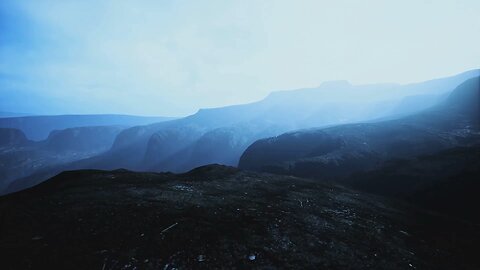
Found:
0,165 -> 478,269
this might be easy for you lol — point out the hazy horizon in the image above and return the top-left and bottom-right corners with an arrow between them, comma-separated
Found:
1,0 -> 480,116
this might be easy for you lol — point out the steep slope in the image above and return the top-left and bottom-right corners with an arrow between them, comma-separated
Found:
0,114 -> 173,141
44,126 -> 124,154
142,126 -> 208,169
0,165 -> 478,269
0,128 -> 30,147
3,123 -> 280,193
152,123 -> 285,172
239,77 -> 480,179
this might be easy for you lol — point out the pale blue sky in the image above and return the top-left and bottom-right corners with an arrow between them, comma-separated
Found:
1,0 -> 479,116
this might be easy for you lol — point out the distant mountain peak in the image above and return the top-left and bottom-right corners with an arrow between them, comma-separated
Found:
318,80 -> 352,88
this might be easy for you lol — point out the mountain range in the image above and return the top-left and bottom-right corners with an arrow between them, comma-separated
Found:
239,76 -> 480,179
1,70 -> 479,269
2,70 -> 479,194
0,114 -> 174,141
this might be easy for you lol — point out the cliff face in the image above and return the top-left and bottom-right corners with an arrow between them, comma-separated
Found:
0,128 -> 29,147
44,126 -> 124,154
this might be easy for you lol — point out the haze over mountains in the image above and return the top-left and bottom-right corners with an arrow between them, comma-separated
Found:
0,114 -> 174,141
1,70 -> 480,269
239,76 -> 480,178
2,0 -> 479,268
0,126 -> 125,191
1,70 -> 479,194
0,114 -> 176,191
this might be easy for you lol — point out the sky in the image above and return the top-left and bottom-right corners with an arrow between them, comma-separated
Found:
0,0 -> 479,116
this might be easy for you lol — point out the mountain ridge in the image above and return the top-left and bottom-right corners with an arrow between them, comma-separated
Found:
3,70 -> 479,194
239,76 -> 480,179
0,114 -> 175,141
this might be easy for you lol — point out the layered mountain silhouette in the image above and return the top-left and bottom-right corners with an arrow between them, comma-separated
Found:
0,126 -> 124,191
0,114 -> 174,140
239,76 -> 480,179
1,71 -> 480,269
239,75 -> 480,222
46,71 -> 480,171
0,165 -> 478,269
2,70 -> 479,194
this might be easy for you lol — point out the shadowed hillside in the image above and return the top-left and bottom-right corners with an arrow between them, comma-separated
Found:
345,145 -> 480,223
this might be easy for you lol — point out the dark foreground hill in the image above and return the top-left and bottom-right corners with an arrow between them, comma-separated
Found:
0,165 -> 478,269
345,145 -> 480,223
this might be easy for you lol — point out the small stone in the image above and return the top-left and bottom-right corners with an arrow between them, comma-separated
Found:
248,254 -> 256,261
198,255 -> 206,262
